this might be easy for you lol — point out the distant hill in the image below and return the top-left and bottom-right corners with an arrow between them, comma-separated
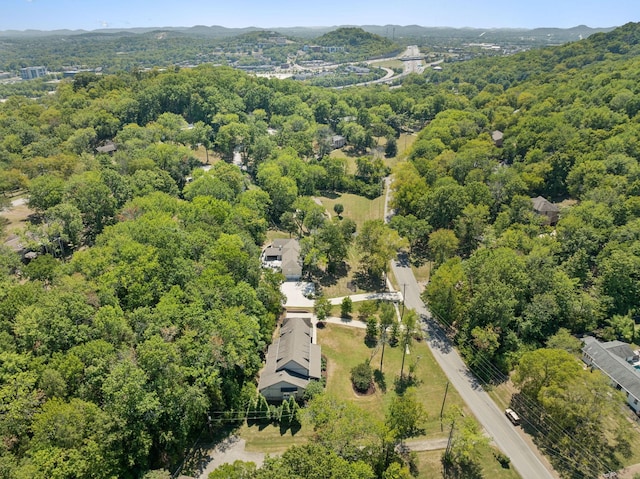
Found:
0,24 -> 615,43
315,27 -> 393,47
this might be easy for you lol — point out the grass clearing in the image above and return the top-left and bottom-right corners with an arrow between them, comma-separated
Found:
317,244 -> 366,298
398,133 -> 417,158
0,201 -> 33,236
411,261 -> 433,285
191,145 -> 218,164
329,148 -> 358,175
315,192 -> 384,231
319,322 -> 467,437
374,59 -> 404,70
414,441 -> 522,479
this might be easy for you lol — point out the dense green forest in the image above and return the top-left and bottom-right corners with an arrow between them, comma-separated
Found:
1,20 -> 640,479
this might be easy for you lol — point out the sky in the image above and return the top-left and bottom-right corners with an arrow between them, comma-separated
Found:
2,0 -> 639,32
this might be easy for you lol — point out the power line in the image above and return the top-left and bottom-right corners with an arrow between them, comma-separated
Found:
425,301 -> 615,476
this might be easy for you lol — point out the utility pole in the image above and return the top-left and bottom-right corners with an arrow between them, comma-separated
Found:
401,282 -> 406,318
440,381 -> 449,431
444,419 -> 455,478
379,327 -> 386,372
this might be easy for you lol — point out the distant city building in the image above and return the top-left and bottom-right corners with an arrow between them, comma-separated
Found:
20,66 -> 47,80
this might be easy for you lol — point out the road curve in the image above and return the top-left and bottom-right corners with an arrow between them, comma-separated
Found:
390,257 -> 556,479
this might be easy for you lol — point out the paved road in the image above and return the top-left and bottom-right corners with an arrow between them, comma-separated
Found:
390,255 -> 556,479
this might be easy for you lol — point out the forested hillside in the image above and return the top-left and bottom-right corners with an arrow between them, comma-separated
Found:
0,20 -> 640,479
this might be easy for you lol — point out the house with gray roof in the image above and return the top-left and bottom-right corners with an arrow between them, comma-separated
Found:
491,130 -> 504,147
258,317 -> 321,401
331,135 -> 346,149
262,238 -> 302,280
582,336 -> 640,415
531,196 -> 560,225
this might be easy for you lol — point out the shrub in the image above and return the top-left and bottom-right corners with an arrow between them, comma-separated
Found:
350,360 -> 373,393
303,380 -> 325,401
341,296 -> 353,318
494,451 -> 511,468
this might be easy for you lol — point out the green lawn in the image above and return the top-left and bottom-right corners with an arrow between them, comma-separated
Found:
239,422 -> 313,453
373,59 -> 404,70
319,323 -> 467,438
315,193 -> 385,231
414,443 -> 523,479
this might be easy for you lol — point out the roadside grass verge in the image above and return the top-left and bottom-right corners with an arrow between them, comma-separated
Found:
414,442 -> 523,479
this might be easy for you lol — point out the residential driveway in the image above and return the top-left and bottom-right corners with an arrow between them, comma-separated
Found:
281,281 -> 315,308
195,436 -> 266,479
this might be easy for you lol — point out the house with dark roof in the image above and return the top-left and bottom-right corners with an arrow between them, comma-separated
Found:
582,336 -> 640,415
262,238 -> 302,280
258,317 -> 321,401
531,196 -> 560,225
96,141 -> 117,155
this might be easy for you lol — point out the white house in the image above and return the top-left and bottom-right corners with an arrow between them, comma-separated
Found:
258,317 -> 321,401
582,336 -> 640,415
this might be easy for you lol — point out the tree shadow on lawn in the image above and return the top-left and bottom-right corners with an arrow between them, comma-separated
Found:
393,374 -> 422,394
353,269 -> 386,292
318,190 -> 340,200
374,369 -> 387,393
279,420 -> 302,436
315,261 -> 350,288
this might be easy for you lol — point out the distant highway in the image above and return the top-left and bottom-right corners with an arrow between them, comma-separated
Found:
335,45 -> 429,88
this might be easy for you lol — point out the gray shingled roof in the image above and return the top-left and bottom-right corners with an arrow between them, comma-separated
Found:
583,336 -> 640,402
531,196 -> 559,213
263,238 -> 299,258
601,340 -> 635,361
276,317 -> 313,372
258,317 -> 321,392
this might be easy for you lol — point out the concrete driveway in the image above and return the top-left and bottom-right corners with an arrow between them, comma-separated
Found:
281,281 -> 315,308
195,436 -> 266,478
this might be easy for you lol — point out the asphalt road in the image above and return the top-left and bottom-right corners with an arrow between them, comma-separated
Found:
390,255 -> 556,479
